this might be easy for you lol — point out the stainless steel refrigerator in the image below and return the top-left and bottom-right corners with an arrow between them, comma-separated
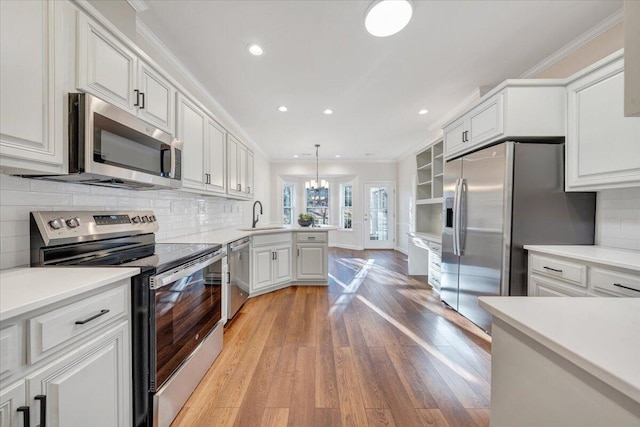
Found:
441,141 -> 596,332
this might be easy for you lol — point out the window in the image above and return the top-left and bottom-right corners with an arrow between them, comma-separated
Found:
305,184 -> 329,225
283,183 -> 294,225
341,184 -> 353,229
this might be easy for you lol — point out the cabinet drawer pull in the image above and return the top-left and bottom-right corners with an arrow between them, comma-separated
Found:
35,395 -> 46,427
308,236 -> 316,240
543,266 -> 563,273
75,309 -> 110,325
613,283 -> 640,293
17,406 -> 30,426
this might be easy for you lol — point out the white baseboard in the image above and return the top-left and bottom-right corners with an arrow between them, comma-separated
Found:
395,246 -> 409,255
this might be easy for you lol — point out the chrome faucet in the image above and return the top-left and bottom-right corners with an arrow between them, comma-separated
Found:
252,200 -> 263,228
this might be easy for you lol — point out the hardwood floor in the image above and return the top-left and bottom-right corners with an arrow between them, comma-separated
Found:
172,248 -> 491,427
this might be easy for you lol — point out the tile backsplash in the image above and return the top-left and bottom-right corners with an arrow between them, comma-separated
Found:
596,187 -> 640,251
0,174 -> 243,269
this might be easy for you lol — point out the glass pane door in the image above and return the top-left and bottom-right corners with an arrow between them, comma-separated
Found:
363,182 -> 395,249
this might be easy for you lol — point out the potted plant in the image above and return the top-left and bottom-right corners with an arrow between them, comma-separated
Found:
298,213 -> 313,227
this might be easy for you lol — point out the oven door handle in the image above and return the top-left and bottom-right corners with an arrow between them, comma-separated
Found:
151,253 -> 222,290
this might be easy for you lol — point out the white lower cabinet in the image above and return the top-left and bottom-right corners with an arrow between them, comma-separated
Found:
251,234 -> 292,294
0,381 -> 25,427
296,244 -> 328,281
0,280 -> 131,427
566,50 -> 640,191
26,322 -> 129,427
527,251 -> 640,298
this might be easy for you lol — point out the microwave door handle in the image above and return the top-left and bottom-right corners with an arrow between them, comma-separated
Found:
160,148 -> 169,176
170,140 -> 180,179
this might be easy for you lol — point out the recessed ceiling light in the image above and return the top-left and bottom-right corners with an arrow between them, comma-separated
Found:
323,109 -> 333,115
418,109 -> 429,115
246,43 -> 264,56
365,0 -> 413,37
278,106 -> 288,112
293,154 -> 299,158
335,155 -> 341,158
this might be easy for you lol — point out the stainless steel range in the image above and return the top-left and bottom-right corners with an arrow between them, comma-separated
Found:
30,211 -> 224,427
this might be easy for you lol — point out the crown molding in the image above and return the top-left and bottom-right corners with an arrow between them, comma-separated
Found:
520,8 -> 624,78
126,0 -> 149,13
135,17 -> 270,160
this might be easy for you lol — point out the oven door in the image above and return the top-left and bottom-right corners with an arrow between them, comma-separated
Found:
75,93 -> 182,187
149,251 -> 222,390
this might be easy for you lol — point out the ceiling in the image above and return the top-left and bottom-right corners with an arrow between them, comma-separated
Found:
138,0 -> 621,161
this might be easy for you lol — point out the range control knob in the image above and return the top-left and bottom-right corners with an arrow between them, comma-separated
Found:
48,218 -> 65,229
66,217 -> 81,228
141,216 -> 148,223
149,215 -> 156,222
132,216 -> 141,224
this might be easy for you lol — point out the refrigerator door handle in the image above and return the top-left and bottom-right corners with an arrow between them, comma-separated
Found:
453,178 -> 461,256
459,179 -> 467,256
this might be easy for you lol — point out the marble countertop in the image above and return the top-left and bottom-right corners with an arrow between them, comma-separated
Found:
162,225 -> 337,245
479,296 -> 640,404
0,267 -> 140,320
524,245 -> 640,272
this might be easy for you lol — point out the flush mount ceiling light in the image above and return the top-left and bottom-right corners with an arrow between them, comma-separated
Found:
418,109 -> 429,115
323,109 -> 333,115
278,106 -> 288,112
246,43 -> 264,56
365,0 -> 413,37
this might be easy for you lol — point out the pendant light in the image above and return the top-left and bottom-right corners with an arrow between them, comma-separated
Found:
305,144 -> 328,194
365,0 -> 413,37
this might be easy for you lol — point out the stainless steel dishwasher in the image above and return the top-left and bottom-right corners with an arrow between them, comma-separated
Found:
227,237 -> 251,320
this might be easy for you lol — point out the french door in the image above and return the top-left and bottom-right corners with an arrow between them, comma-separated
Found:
363,182 -> 395,249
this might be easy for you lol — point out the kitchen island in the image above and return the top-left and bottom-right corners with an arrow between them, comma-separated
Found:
479,297 -> 640,427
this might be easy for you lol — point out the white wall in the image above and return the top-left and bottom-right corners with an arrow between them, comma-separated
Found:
395,154 -> 415,254
270,161 -> 396,250
0,174 -> 246,269
243,152 -> 271,226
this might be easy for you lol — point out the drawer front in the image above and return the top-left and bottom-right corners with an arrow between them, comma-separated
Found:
252,232 -> 292,247
430,253 -> 441,272
296,232 -> 327,243
429,242 -> 442,255
530,254 -> 586,286
529,274 -> 587,297
590,267 -> 640,297
0,325 -> 19,379
29,284 -> 127,363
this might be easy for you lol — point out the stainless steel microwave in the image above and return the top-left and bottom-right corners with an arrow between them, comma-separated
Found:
31,93 -> 182,190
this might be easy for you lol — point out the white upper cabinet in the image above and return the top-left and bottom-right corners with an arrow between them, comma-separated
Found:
77,13 -> 175,133
443,83 -> 565,159
226,134 -> 253,199
206,119 -> 226,194
566,51 -> 640,191
77,13 -> 136,112
0,0 -> 67,174
138,61 -> 175,133
176,94 -> 207,191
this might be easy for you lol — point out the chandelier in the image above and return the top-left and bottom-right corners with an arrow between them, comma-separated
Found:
305,144 -> 328,192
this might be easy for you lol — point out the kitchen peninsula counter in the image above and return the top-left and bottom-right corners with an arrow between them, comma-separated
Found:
479,296 -> 640,427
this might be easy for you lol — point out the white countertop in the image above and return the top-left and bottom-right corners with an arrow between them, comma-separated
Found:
0,267 -> 140,320
162,225 -> 336,245
479,297 -> 640,404
409,232 -> 442,244
524,245 -> 640,272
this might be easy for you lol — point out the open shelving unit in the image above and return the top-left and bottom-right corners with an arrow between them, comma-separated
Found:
415,139 -> 444,236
